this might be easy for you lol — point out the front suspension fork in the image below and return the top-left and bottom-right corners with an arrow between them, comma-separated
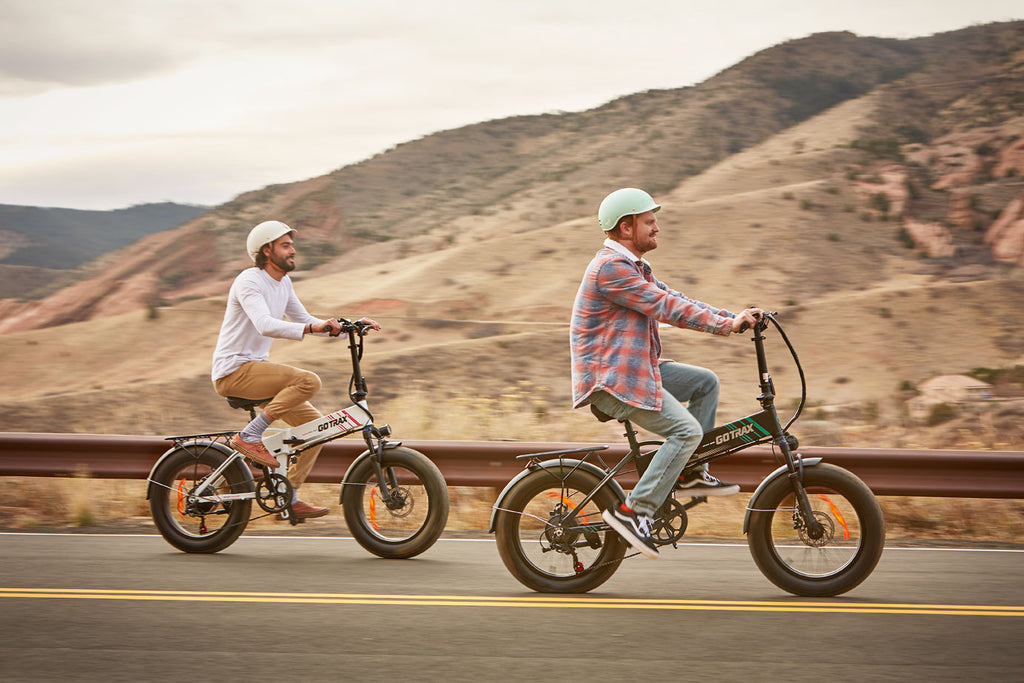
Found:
363,426 -> 402,509
779,440 -> 826,539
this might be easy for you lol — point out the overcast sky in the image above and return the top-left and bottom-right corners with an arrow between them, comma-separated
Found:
0,0 -> 1020,211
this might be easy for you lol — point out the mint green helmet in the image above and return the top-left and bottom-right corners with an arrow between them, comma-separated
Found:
598,188 -> 661,232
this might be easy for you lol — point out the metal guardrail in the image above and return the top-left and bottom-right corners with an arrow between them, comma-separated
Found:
0,432 -> 1022,498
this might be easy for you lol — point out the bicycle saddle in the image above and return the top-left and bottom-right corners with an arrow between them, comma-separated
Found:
225,396 -> 273,411
590,404 -> 617,423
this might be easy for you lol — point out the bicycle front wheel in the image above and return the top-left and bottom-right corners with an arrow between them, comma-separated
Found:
148,446 -> 252,553
494,466 -> 626,593
747,463 -> 885,596
341,447 -> 449,559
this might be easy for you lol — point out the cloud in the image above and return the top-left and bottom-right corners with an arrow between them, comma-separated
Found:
0,0 -> 376,94
1,0 -> 1021,209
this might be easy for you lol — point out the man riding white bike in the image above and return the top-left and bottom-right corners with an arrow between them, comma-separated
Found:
211,220 -> 379,519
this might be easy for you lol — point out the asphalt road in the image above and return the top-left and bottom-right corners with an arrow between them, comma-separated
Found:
1,532 -> 1021,682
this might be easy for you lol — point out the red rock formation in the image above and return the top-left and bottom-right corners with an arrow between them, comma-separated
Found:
904,219 -> 956,257
985,192 -> 1024,265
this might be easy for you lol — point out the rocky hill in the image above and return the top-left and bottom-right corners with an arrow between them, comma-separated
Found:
0,202 -> 206,303
2,23 -> 1022,335
0,22 -> 1022,448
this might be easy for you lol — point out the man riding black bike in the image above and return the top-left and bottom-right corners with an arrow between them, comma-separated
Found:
570,188 -> 761,558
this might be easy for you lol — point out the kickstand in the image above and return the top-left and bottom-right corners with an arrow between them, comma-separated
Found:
280,505 -> 306,525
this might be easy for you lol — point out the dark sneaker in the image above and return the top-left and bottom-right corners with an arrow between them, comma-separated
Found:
602,504 -> 659,559
676,470 -> 740,496
229,434 -> 278,468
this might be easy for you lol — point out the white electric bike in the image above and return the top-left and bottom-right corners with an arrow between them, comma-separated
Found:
147,319 -> 449,558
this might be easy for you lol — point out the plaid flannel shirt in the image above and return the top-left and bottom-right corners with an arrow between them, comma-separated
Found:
570,241 -> 735,411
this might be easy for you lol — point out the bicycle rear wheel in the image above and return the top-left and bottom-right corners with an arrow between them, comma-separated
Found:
149,446 -> 252,553
494,466 -> 626,593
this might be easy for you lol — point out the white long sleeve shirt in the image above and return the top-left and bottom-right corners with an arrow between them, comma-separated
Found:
211,267 -> 322,381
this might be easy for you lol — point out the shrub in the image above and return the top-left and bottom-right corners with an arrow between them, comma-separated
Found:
926,402 -> 957,426
869,193 -> 891,214
897,227 -> 915,249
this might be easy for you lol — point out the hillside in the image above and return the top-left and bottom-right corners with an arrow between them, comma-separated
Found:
0,22 -> 1023,449
0,202 -> 206,302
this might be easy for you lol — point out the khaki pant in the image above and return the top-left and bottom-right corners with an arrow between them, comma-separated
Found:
214,361 -> 323,489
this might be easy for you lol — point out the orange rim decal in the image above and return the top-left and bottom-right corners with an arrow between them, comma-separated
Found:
176,478 -> 187,517
369,490 -> 380,531
817,494 -> 850,540
547,492 -> 589,525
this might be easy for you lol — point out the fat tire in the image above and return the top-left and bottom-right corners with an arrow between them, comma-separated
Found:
495,466 -> 626,593
341,447 -> 449,559
747,463 -> 885,596
149,447 -> 251,553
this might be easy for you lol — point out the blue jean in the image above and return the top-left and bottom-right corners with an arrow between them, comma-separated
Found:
588,361 -> 720,516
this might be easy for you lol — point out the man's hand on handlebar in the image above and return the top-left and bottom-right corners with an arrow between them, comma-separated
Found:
732,308 -> 764,334
313,319 -> 344,336
323,317 -> 382,337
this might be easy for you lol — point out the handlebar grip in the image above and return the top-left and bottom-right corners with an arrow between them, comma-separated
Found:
737,311 -> 763,333
335,317 -> 373,335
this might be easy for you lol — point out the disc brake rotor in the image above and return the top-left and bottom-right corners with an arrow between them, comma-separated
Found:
796,510 -> 835,547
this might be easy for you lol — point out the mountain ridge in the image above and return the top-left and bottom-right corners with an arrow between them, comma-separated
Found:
6,24 -> 1023,333
0,22 -> 1022,446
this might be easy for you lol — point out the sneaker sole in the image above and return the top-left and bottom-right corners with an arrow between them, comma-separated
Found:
601,509 -> 659,560
676,485 -> 741,497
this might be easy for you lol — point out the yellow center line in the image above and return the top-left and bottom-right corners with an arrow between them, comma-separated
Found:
1,588 -> 1021,616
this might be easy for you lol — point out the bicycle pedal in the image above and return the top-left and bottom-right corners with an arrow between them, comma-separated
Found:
681,495 -> 707,509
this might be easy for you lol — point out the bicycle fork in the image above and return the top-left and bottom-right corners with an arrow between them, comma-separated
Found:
362,424 -> 406,510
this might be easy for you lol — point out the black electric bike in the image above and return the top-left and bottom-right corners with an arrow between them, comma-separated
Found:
147,319 -> 449,558
491,313 -> 885,595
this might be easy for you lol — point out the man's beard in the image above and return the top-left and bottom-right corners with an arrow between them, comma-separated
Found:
270,252 -> 295,272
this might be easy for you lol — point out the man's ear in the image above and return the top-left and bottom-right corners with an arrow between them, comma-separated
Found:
618,216 -> 633,237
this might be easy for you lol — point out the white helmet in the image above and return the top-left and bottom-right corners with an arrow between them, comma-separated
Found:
246,220 -> 295,262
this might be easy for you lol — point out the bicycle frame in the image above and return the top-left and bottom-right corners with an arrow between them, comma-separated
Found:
149,319 -> 396,511
492,312 -> 819,536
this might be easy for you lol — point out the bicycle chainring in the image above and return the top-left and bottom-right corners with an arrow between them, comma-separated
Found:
651,498 -> 688,545
255,473 -> 294,514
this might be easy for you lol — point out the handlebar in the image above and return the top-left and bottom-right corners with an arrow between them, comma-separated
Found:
335,317 -> 375,336
737,310 -> 771,334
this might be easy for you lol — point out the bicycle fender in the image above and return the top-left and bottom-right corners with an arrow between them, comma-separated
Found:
145,440 -> 254,499
487,458 -> 627,533
338,442 -> 407,505
742,456 -> 823,533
